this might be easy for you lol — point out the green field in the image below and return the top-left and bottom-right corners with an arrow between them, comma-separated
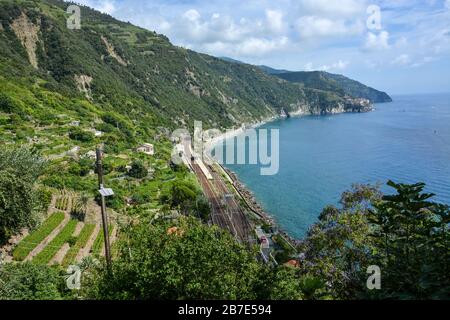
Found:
92,225 -> 114,257
33,219 -> 79,265
62,224 -> 96,267
13,212 -> 66,261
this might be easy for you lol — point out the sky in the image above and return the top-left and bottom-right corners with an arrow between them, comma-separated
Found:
72,0 -> 450,95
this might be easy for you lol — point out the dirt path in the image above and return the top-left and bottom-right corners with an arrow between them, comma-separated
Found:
49,244 -> 70,266
73,222 -> 85,237
0,229 -> 29,263
24,213 -> 70,262
75,224 -> 101,263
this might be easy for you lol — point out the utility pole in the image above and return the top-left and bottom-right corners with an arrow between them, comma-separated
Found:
96,148 -> 112,272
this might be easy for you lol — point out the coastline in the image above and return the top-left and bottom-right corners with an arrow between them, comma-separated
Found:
203,114 -> 279,151
203,114 -> 302,246
201,105 -> 377,246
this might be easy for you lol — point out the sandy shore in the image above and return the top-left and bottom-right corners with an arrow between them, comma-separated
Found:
204,115 -> 279,151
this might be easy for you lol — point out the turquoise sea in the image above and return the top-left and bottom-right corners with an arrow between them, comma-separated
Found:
224,93 -> 450,238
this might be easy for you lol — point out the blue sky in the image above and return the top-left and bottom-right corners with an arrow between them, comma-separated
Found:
73,0 -> 450,95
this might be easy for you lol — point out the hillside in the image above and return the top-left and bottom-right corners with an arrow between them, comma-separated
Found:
274,71 -> 392,103
0,0 -> 374,139
257,65 -> 292,75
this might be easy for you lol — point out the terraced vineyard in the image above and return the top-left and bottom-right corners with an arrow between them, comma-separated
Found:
92,225 -> 114,257
13,212 -> 66,261
33,219 -> 79,265
55,193 -> 71,211
10,189 -> 118,266
62,224 -> 96,267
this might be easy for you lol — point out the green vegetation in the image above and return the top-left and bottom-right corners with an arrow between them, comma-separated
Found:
84,217 -> 304,300
13,212 -> 65,261
272,71 -> 392,103
0,0 -> 446,302
0,263 -> 67,300
91,224 -> 113,257
1,182 -> 448,301
0,146 -> 47,244
68,128 -> 94,143
62,224 -> 96,267
128,160 -> 147,179
33,219 -> 78,265
55,195 -> 70,211
273,234 -> 296,264
298,182 -> 450,300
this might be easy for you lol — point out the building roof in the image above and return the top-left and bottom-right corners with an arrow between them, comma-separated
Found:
139,143 -> 154,148
284,260 -> 300,268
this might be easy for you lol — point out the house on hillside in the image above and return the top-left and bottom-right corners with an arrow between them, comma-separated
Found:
137,143 -> 155,156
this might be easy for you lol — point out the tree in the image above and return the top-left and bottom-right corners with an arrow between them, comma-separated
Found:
0,263 -> 66,300
171,182 -> 197,210
195,196 -> 211,221
300,182 -> 450,300
0,92 -> 15,113
298,184 -> 382,299
368,181 -> 450,299
0,147 -> 46,244
86,217 -> 266,300
68,128 -> 94,142
128,160 -> 147,179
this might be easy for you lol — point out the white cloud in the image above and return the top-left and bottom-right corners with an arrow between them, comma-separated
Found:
411,56 -> 435,68
183,9 -> 201,22
296,0 -> 366,17
162,9 -> 292,57
75,0 -> 116,15
296,16 -> 363,39
265,10 -> 285,34
392,54 -> 411,66
445,0 -> 450,9
204,37 -> 289,57
364,31 -> 390,50
304,60 -> 349,72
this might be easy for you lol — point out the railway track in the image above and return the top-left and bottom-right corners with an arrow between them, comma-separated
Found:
191,162 -> 238,238
209,165 -> 253,243
190,160 -> 253,243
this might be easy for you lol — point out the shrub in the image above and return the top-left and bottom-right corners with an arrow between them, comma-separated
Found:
0,263 -> 65,300
68,128 -> 94,142
128,160 -> 147,179
0,92 -> 15,113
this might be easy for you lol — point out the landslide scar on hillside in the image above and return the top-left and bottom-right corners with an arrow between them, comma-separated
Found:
101,35 -> 128,66
11,12 -> 40,69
